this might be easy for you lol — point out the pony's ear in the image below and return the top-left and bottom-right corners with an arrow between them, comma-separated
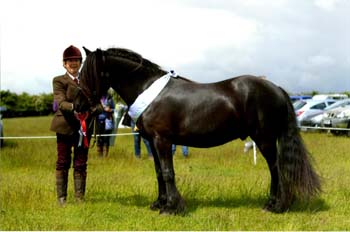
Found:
83,46 -> 91,55
96,48 -> 103,59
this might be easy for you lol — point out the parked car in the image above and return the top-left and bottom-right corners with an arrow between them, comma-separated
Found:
301,99 -> 350,127
293,99 -> 337,126
312,94 -> 348,101
321,105 -> 350,136
290,95 -> 312,103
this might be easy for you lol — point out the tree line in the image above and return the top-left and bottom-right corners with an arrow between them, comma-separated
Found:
0,90 -> 54,118
0,89 -> 124,118
1,89 -> 349,118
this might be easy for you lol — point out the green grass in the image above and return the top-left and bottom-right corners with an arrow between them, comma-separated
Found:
0,116 -> 349,230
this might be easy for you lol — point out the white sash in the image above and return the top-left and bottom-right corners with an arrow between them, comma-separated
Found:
128,71 -> 177,122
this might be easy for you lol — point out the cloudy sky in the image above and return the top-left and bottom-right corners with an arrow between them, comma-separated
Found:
1,0 -> 349,95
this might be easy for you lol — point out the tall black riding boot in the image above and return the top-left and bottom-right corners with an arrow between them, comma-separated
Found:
56,169 -> 68,206
74,170 -> 87,203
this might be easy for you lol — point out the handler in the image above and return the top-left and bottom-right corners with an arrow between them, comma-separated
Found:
50,45 -> 92,206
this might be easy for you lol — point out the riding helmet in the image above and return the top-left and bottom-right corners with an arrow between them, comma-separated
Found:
63,45 -> 82,61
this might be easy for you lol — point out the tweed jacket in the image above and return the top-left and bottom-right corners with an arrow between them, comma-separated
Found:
50,73 -> 80,135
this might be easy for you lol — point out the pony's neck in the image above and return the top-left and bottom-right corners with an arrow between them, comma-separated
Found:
114,70 -> 166,107
105,52 -> 167,106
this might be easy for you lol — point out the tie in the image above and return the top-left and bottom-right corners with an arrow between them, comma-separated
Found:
73,78 -> 79,85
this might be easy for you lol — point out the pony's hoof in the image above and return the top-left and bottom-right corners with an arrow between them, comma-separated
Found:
159,208 -> 173,215
150,200 -> 162,211
159,199 -> 186,215
159,206 -> 180,215
263,200 -> 288,213
150,197 -> 167,211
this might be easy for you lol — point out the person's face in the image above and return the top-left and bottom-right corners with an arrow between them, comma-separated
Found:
63,59 -> 81,76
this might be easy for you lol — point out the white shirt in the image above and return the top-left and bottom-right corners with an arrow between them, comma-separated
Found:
67,72 -> 79,83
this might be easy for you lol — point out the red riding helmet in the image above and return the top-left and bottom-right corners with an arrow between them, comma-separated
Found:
63,45 -> 82,61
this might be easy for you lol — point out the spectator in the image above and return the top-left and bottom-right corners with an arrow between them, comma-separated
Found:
96,92 -> 115,157
172,145 -> 189,158
130,119 -> 153,159
109,103 -> 127,146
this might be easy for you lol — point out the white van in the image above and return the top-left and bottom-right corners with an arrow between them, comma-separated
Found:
312,94 -> 348,101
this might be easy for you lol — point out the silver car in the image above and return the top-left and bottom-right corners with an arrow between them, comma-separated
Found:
302,99 -> 350,127
322,105 -> 350,136
293,99 -> 337,127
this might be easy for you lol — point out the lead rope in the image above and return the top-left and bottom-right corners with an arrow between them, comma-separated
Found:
85,116 -> 97,149
90,117 -> 97,148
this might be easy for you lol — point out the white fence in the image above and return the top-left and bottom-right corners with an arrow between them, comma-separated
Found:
0,127 -> 349,140
299,126 -> 350,132
0,132 -> 138,140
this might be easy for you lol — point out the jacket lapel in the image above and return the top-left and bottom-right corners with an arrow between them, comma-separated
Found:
65,73 -> 79,86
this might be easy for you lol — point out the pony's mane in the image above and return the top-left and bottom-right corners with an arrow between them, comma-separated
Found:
106,48 -> 162,73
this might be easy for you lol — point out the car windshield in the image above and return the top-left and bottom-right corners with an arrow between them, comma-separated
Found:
324,99 -> 350,111
293,100 -> 306,110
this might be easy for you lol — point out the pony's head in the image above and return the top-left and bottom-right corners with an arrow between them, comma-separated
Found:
74,46 -> 164,112
73,47 -> 110,113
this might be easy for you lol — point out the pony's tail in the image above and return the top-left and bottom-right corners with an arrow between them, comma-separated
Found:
277,89 -> 321,206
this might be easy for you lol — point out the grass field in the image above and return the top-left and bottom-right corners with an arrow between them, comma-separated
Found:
0,116 -> 349,230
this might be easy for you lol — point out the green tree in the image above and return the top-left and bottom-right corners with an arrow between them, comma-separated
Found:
0,90 -> 54,117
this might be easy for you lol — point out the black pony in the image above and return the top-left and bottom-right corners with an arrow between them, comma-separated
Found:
74,47 -> 321,214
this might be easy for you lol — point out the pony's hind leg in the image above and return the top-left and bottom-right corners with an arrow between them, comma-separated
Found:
256,139 -> 290,213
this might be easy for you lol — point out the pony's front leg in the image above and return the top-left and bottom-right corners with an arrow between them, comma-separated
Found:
149,142 -> 167,211
155,138 -> 186,215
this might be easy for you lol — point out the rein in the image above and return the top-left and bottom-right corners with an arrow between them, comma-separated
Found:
128,54 -> 143,73
89,117 -> 97,148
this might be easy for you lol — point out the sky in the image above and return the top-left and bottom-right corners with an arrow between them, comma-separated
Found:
1,0 -> 349,95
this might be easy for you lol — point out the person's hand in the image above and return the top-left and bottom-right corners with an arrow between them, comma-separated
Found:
73,110 -> 80,121
104,106 -> 111,112
74,111 -> 90,121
